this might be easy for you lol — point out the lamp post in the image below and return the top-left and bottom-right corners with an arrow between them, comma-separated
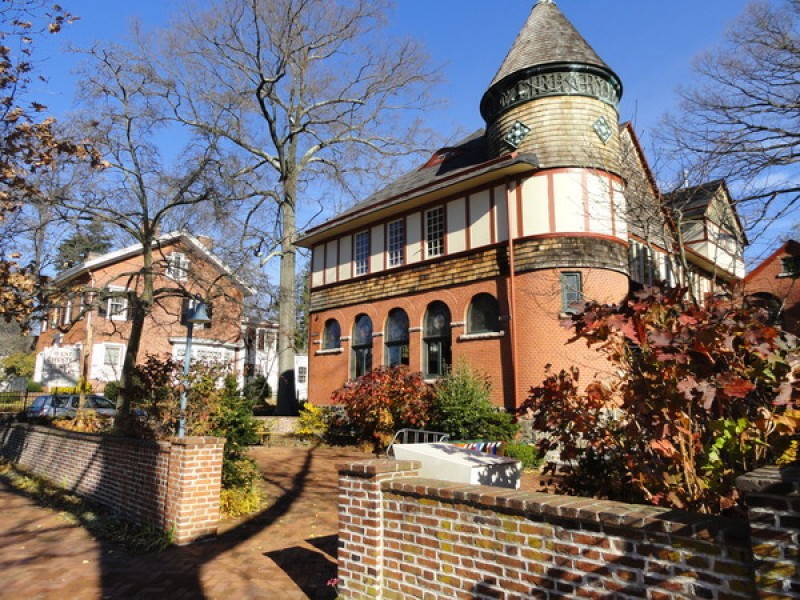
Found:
179,297 -> 211,437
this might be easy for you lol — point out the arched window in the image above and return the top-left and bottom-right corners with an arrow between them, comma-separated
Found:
322,319 -> 341,349
351,314 -> 373,378
468,293 -> 501,334
424,301 -> 451,377
385,308 -> 410,367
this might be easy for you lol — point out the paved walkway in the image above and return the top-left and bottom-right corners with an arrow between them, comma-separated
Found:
0,445 -> 366,600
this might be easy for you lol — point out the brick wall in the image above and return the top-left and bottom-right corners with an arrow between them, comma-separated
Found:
737,465 -> 800,597
0,422 -> 224,545
338,458 -> 800,599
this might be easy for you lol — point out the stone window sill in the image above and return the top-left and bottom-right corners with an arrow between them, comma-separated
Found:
315,348 -> 344,356
458,331 -> 505,341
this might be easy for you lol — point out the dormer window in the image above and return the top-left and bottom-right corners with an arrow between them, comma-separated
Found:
167,252 -> 189,281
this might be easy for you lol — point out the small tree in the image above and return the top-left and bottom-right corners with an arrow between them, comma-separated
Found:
430,361 -> 518,441
523,286 -> 799,514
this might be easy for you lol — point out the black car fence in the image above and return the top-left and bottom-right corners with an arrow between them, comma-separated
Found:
0,391 -> 48,415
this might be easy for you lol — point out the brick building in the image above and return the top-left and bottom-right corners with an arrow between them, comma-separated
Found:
34,231 -> 252,391
744,240 -> 800,336
297,0 -> 746,409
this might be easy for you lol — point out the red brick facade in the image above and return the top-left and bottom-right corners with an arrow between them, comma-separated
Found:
0,422 -> 224,545
310,263 -> 627,408
743,240 -> 800,336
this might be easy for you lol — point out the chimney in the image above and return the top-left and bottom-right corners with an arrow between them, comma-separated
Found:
197,235 -> 214,249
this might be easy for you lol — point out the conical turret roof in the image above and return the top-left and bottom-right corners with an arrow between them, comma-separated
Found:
489,0 -> 611,88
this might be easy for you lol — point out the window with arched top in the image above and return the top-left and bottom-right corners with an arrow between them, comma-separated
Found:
322,319 -> 341,350
745,292 -> 782,325
468,293 -> 501,334
424,301 -> 451,377
351,314 -> 373,378
385,308 -> 410,367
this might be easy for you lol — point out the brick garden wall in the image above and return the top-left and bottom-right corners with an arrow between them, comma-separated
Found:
0,422 -> 224,545
338,459 -> 800,599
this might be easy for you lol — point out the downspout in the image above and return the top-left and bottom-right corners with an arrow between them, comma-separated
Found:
505,181 -> 520,410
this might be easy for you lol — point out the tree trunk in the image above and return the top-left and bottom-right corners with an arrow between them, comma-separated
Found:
276,181 -> 297,416
116,244 -> 153,430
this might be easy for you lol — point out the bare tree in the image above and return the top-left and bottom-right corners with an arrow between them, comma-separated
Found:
51,43 -> 231,426
661,0 -> 800,244
142,0 -> 438,414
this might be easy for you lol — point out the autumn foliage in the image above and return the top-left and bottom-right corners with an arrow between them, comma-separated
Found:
332,366 -> 434,451
522,287 -> 799,514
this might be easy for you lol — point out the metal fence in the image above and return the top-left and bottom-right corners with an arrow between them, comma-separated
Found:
0,391 -> 47,415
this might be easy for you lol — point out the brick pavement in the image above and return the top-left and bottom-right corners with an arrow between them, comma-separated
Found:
0,445 -> 366,600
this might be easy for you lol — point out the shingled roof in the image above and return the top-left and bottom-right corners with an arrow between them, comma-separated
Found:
488,0 -> 612,89
663,180 -> 727,218
297,131 -> 539,244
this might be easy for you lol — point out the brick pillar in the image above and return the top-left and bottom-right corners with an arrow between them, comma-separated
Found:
737,464 -> 800,598
166,436 -> 225,545
337,459 -> 420,599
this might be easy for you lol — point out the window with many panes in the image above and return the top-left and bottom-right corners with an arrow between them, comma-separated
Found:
387,219 -> 405,267
385,308 -> 409,367
166,252 -> 189,281
424,301 -> 451,377
425,206 -> 445,259
560,272 -> 583,314
351,314 -> 373,378
354,231 -> 370,276
297,366 -> 307,384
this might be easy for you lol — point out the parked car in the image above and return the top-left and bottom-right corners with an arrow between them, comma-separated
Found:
26,394 -> 117,419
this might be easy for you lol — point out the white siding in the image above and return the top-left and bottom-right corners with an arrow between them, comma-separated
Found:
370,224 -> 385,273
324,239 -> 338,284
469,190 -> 492,248
587,174 -> 613,236
338,234 -> 352,280
613,182 -> 628,237
311,245 -> 325,287
554,172 -> 585,233
447,197 -> 467,254
407,211 -> 422,264
521,175 -> 549,237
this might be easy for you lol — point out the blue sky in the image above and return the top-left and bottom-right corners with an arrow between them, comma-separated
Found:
33,0 -> 781,261
36,0 -> 753,145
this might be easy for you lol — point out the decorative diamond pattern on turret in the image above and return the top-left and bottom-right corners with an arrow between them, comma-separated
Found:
593,116 -> 613,144
504,120 -> 531,149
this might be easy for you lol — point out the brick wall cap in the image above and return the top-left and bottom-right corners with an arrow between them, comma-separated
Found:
382,477 -> 748,542
337,459 -> 420,476
737,463 -> 800,494
168,436 -> 226,447
3,422 -> 171,451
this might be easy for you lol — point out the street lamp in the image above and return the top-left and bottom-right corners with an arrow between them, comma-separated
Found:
179,297 -> 211,437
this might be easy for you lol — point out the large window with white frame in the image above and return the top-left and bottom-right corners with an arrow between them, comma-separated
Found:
387,219 -> 405,267
425,206 -> 445,259
354,231 -> 370,276
102,287 -> 129,321
166,251 -> 189,281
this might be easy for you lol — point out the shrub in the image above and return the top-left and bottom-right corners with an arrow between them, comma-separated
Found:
103,380 -> 120,403
332,366 -> 434,451
220,482 -> 263,518
505,442 -> 542,470
26,380 -> 42,392
522,287 -> 799,514
430,361 -> 518,441
243,375 -> 272,405
1,352 -> 35,379
296,402 -> 327,441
